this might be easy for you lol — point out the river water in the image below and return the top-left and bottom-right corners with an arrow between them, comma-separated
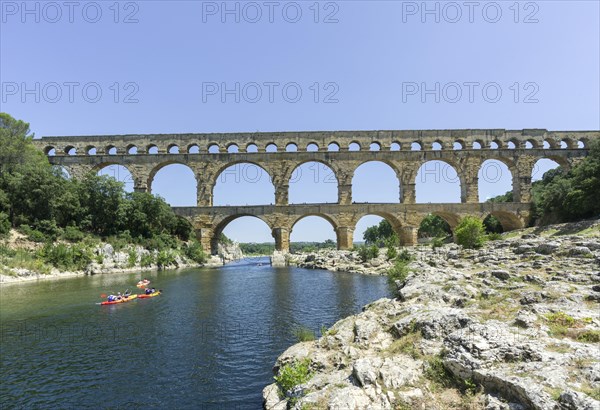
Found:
0,257 -> 389,409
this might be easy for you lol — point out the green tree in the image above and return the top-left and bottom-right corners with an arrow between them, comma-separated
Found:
455,216 -> 486,249
418,214 -> 452,238
363,219 -> 397,246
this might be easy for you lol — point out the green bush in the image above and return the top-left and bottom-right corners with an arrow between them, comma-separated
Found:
388,259 -> 411,286
140,253 -> 155,267
274,358 -> 313,395
184,240 -> 207,264
0,212 -> 10,236
62,225 -> 85,242
19,224 -> 48,243
455,216 -> 486,249
127,249 -> 138,267
396,249 -> 413,263
293,326 -> 316,342
156,250 -> 176,269
431,237 -> 445,250
386,245 -> 398,261
40,242 -> 93,271
357,244 -> 379,262
487,232 -> 502,241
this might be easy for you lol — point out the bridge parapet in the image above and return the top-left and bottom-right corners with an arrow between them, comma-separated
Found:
34,129 -> 598,156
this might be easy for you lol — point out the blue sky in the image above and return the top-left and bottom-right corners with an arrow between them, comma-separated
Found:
2,1 -> 599,242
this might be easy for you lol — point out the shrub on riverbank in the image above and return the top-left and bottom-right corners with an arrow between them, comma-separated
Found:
274,358 -> 313,398
455,216 -> 486,249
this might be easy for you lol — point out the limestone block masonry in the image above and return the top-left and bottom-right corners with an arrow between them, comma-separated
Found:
34,129 -> 599,254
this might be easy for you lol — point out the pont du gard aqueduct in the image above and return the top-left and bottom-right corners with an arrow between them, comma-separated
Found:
34,129 -> 599,254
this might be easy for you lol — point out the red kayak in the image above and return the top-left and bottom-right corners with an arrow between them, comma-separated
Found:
100,294 -> 138,305
138,291 -> 161,299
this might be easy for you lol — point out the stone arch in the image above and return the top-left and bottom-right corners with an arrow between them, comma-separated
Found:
453,140 -> 464,150
187,143 -> 200,154
286,143 -> 298,152
486,211 -> 524,231
211,214 -> 273,254
105,145 -> 118,155
288,160 -> 338,204
44,146 -> 56,156
246,143 -> 258,153
543,139 -> 558,149
430,211 -> 461,231
208,143 -> 220,153
167,144 -> 180,154
327,142 -> 340,151
147,144 -> 159,154
489,140 -> 501,149
369,142 -> 382,151
531,158 -> 564,182
351,212 -> 403,244
266,143 -> 278,153
290,214 -> 339,246
577,139 -> 586,148
431,140 -> 443,150
525,139 -> 537,149
227,143 -> 240,153
415,160 -> 462,203
213,161 -> 275,206
390,142 -> 401,151
417,213 -> 452,240
348,142 -> 361,151
478,159 -> 513,202
94,162 -> 135,192
411,141 -> 422,151
472,140 -> 483,149
65,145 -> 77,155
86,145 -> 97,155
126,144 -> 138,154
352,160 -> 401,203
306,142 -> 319,152
149,162 -> 198,205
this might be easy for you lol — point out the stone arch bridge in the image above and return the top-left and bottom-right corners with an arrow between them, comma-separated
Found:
34,129 -> 598,254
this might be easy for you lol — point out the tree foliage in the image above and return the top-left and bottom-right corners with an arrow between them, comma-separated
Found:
455,216 -> 486,249
0,113 -> 193,246
418,214 -> 452,238
363,219 -> 397,246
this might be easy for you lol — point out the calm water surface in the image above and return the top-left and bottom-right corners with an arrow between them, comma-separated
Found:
0,257 -> 389,409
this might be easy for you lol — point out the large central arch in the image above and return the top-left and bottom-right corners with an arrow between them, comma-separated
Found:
212,161 -> 275,206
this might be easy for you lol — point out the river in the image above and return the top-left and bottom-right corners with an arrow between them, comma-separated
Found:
0,257 -> 389,409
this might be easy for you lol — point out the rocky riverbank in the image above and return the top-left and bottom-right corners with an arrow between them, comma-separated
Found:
0,231 -> 243,284
263,219 -> 600,409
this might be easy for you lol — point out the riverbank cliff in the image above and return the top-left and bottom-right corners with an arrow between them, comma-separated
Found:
263,219 -> 600,409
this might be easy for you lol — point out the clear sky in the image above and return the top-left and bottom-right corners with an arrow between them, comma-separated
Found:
2,1 -> 599,242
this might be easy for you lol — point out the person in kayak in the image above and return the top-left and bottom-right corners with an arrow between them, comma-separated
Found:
145,288 -> 153,295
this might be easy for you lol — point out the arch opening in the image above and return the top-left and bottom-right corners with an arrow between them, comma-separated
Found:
127,145 -> 138,155
432,142 -> 442,151
473,141 -> 482,150
532,158 -> 561,182
290,215 -> 337,250
46,147 -> 56,156
106,146 -> 117,155
411,142 -> 422,151
188,144 -> 200,154
214,215 -> 274,254
453,141 -> 463,150
286,143 -> 298,152
147,144 -> 159,154
266,143 -> 278,153
417,214 -> 452,242
97,164 -> 134,193
151,163 -> 197,206
352,161 -> 400,203
208,144 -> 220,154
390,142 -> 401,151
168,145 -> 180,154
478,160 -> 513,202
289,161 -> 337,204
227,144 -> 240,153
353,214 -> 401,247
327,142 -> 340,152
415,160 -> 461,203
87,146 -> 97,155
214,162 -> 274,206
246,143 -> 258,153
370,142 -> 381,151
349,142 -> 360,151
52,165 -> 71,179
65,146 -> 77,156
306,143 -> 319,152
